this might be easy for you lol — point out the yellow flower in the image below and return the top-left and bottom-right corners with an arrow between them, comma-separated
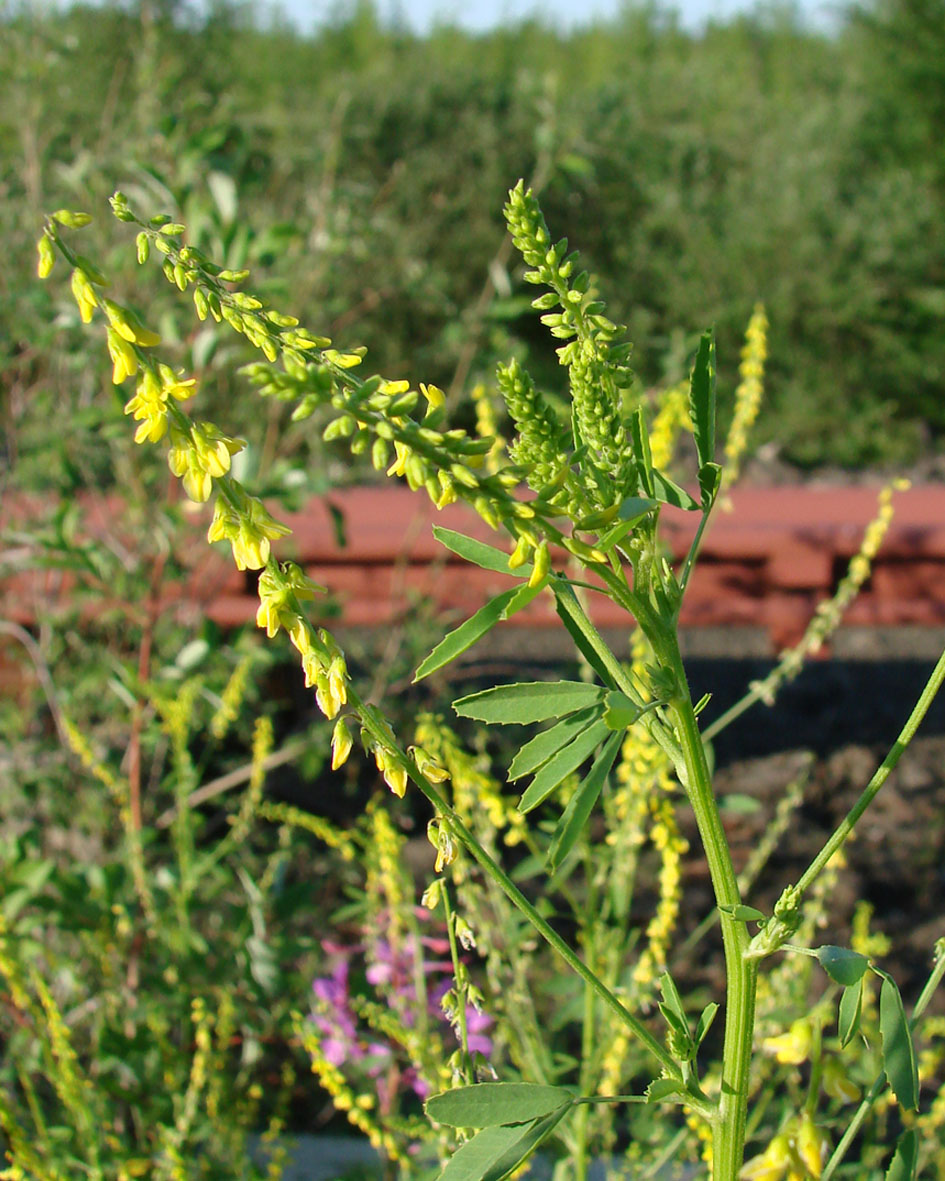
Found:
168,422 -> 244,502
796,1115 -> 829,1178
410,745 -> 450,784
822,1057 -> 860,1104
209,493 -> 290,571
740,1133 -> 792,1180
124,369 -> 169,443
762,1019 -> 812,1065
107,326 -> 139,383
374,744 -> 408,797
103,298 -> 161,347
70,267 -> 98,322
330,718 -> 354,770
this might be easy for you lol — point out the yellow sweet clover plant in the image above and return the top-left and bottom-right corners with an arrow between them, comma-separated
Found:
35,185 -> 945,1181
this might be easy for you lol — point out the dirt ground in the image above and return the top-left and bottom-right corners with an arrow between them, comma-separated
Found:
679,655 -> 945,1003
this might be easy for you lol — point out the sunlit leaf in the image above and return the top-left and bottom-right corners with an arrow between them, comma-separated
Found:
415,584 -> 540,680
547,731 -> 623,870
454,682 -> 603,726
518,719 -> 610,813
436,1107 -> 570,1181
433,525 -> 532,577
879,972 -> 919,1110
425,1083 -> 573,1128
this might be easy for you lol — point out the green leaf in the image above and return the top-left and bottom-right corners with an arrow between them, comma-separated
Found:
718,793 -> 761,815
425,1083 -> 573,1128
518,719 -> 611,813
602,690 -> 644,730
547,731 -> 623,870
695,1003 -> 719,1047
838,979 -> 863,1048
885,1129 -> 918,1181
816,946 -> 871,987
718,904 -> 766,923
433,526 -> 531,577
454,682 -> 604,726
508,707 -> 602,780
628,408 -> 655,497
698,461 -> 722,510
645,1079 -> 685,1104
437,1108 -> 570,1181
879,973 -> 919,1110
416,584 -> 540,680
689,329 -> 716,471
658,972 -> 688,1028
551,583 -> 615,687
651,469 -> 700,512
595,497 -> 660,554
618,495 -> 660,522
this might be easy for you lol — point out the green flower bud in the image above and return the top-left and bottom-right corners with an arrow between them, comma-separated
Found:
52,209 -> 92,228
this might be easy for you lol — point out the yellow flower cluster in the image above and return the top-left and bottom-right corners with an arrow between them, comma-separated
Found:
123,365 -> 196,444
294,1015 -> 402,1160
724,304 -> 769,490
752,479 -> 908,702
209,651 -> 256,741
365,798 -> 409,939
168,421 -> 245,503
257,800 -> 356,860
648,380 -> 691,472
471,383 -> 507,474
207,485 -> 291,571
632,795 -> 688,990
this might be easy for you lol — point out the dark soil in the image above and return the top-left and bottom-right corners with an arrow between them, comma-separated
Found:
679,656 -> 945,1005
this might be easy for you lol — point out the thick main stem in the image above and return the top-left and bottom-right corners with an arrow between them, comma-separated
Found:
654,630 -> 755,1180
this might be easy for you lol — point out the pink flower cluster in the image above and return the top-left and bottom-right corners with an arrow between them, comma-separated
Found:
312,919 -> 492,1106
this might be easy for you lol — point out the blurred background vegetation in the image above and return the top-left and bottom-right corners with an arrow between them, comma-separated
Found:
2,0 -> 945,1171
3,0 -> 945,493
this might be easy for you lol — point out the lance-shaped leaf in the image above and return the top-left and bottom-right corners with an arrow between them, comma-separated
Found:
689,329 -> 716,471
596,496 -> 659,553
838,979 -> 863,1048
518,719 -> 611,813
817,945 -> 871,988
433,526 -> 533,578
698,461 -> 722,511
650,469 -> 700,512
415,584 -> 540,681
547,730 -> 623,870
425,1083 -> 573,1128
628,407 -> 655,497
508,706 -> 603,780
454,682 -> 604,726
436,1107 -> 570,1181
551,583 -> 615,687
879,972 -> 919,1111
885,1129 -> 918,1181
695,1003 -> 719,1047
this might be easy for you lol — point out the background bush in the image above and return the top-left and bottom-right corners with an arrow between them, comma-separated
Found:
3,0 -> 945,488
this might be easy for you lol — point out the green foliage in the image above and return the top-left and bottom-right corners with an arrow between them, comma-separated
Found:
8,12 -> 945,1174
2,0 -> 945,480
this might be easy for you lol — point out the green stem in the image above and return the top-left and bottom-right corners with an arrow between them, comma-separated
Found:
574,896 -> 600,1181
796,645 -> 945,897
653,628 -> 755,1180
679,506 -> 712,594
351,689 -> 690,1090
442,878 -> 472,1082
